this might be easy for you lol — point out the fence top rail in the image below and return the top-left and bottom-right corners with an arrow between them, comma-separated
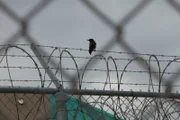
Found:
0,87 -> 179,98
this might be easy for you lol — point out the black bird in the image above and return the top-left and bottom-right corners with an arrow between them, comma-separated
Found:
87,38 -> 96,55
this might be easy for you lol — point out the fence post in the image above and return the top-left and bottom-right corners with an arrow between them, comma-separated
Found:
55,89 -> 68,120
31,44 -> 68,119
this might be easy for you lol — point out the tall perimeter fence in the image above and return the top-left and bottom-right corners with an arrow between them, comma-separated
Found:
0,0 -> 180,120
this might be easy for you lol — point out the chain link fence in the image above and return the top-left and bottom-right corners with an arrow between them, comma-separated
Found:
0,0 -> 180,119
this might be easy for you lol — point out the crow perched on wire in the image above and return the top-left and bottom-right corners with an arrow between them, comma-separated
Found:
87,38 -> 96,55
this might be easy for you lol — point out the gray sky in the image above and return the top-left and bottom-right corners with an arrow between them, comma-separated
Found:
1,0 -> 180,92
1,0 -> 180,54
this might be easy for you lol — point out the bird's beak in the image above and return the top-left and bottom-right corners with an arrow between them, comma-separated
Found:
87,40 -> 90,41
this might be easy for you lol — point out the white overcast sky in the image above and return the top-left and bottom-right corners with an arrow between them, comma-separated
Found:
1,0 -> 180,92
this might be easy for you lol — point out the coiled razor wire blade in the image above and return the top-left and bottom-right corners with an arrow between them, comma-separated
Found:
0,44 -> 178,119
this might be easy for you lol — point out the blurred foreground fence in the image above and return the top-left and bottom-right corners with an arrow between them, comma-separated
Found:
1,0 -> 180,119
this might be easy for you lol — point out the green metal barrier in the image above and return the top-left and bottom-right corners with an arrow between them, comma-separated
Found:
50,95 -> 123,120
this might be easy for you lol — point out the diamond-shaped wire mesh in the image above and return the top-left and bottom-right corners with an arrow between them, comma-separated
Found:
1,0 -> 180,119
0,93 -> 177,120
0,93 -> 53,120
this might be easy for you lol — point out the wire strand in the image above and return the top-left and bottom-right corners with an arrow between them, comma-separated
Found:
0,44 -> 180,58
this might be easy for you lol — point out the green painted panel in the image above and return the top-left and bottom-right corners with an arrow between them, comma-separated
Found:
49,95 -> 123,120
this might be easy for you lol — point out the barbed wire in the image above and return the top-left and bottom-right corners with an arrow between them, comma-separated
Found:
0,44 -> 180,92
1,65 -> 180,76
0,79 -> 180,88
1,44 -> 180,58
2,54 -> 180,64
